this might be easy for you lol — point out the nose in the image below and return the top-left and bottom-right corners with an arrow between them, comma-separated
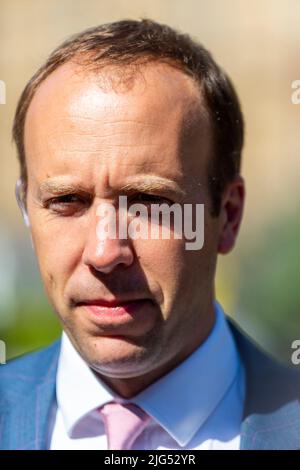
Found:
82,207 -> 134,274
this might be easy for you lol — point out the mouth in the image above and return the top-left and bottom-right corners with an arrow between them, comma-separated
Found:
75,297 -> 156,336
78,299 -> 149,317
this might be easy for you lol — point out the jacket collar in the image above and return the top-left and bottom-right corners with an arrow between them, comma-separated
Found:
229,320 -> 300,449
241,400 -> 300,450
5,340 -> 60,450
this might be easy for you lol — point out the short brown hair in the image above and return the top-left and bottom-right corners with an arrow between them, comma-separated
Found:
12,18 -> 244,216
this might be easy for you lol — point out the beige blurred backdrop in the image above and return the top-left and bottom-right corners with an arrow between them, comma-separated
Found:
1,0 -> 300,360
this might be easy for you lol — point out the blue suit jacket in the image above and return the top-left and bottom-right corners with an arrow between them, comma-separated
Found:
1,321 -> 300,450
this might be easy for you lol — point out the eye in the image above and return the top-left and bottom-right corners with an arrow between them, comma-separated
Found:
45,194 -> 89,215
129,193 -> 173,206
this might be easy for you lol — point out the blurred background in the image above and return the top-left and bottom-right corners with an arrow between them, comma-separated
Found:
0,0 -> 299,362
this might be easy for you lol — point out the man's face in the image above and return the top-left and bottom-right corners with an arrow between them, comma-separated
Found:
24,61 -> 223,389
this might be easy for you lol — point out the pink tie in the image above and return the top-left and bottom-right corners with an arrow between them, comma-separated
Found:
99,401 -> 151,450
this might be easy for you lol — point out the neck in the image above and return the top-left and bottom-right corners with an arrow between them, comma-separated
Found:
95,300 -> 216,398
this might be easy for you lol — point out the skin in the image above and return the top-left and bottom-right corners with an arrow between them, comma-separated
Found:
23,60 -> 245,398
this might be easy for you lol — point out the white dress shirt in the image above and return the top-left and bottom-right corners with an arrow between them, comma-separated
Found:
49,302 -> 245,450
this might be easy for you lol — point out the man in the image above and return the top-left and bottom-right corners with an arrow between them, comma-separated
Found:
1,19 -> 300,450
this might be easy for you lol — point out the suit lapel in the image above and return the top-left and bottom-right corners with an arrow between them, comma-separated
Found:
228,319 -> 300,450
241,400 -> 300,449
4,341 -> 60,450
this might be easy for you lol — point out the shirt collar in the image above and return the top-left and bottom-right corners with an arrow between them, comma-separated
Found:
56,301 -> 240,447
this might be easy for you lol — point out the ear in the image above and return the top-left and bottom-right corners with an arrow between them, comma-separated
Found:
217,175 -> 245,254
15,178 -> 30,227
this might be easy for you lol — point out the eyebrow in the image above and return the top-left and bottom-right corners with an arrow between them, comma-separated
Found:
37,175 -> 188,201
119,177 -> 187,200
37,179 -> 91,199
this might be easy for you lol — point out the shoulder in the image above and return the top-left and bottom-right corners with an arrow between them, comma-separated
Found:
0,340 -> 61,406
228,318 -> 300,414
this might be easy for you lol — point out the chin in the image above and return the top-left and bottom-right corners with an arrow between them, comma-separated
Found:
78,334 -> 154,375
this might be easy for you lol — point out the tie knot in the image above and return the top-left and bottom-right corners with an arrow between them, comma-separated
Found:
99,401 -> 150,450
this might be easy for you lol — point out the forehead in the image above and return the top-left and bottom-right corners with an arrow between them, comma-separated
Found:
24,60 -> 212,192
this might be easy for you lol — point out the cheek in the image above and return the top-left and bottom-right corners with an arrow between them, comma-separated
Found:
136,231 -> 214,276
134,238 -> 189,297
30,217 -> 84,293
134,226 -> 218,303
